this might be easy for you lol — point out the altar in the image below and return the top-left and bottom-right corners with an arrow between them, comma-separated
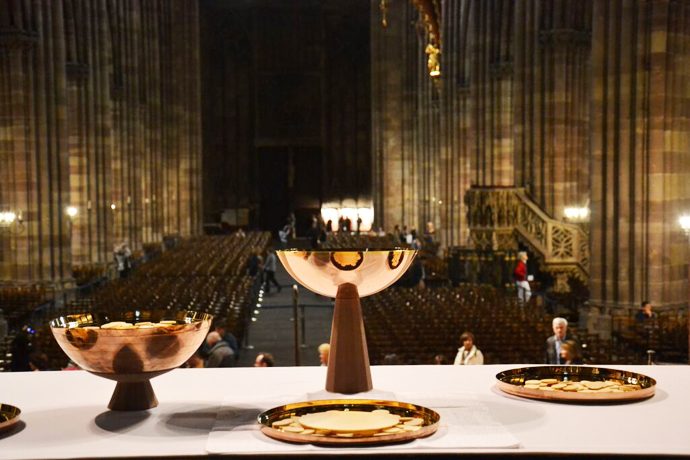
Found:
1,365 -> 688,458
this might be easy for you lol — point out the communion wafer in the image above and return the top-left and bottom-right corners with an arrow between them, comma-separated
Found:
283,426 -> 305,433
402,425 -> 422,432
404,418 -> 423,426
269,408 -> 431,439
298,410 -> 400,433
520,377 -> 641,394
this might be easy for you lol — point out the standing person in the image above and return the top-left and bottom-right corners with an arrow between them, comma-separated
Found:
546,317 -> 578,364
278,224 -> 291,248
635,300 -> 657,322
246,249 -> 263,277
263,247 -> 281,294
287,212 -> 297,238
424,221 -> 436,244
453,331 -> 484,365
114,242 -> 132,279
0,308 -> 8,341
394,225 -> 404,244
513,251 -> 531,304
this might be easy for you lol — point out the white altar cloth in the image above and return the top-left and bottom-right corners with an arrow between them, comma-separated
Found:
0,365 -> 688,458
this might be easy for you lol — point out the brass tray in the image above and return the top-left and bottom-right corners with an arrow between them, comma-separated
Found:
0,403 -> 21,432
258,399 -> 440,446
496,365 -> 656,402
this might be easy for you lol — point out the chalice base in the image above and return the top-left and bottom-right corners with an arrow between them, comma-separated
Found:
108,380 -> 159,411
325,283 -> 373,394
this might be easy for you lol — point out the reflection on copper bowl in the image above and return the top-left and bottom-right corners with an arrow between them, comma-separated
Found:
277,249 -> 417,298
50,310 -> 212,411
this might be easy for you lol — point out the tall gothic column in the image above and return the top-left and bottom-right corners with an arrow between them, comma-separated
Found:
590,0 -> 690,316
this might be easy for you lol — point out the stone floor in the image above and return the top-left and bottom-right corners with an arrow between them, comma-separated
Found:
236,262 -> 333,367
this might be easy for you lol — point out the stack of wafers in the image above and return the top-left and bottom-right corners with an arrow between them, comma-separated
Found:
522,378 -> 642,393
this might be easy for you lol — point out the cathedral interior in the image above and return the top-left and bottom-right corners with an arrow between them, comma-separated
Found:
1,0 -> 689,371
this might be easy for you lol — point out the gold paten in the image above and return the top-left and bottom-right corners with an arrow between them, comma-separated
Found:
50,310 -> 212,411
0,403 -> 21,433
496,366 -> 656,402
258,399 -> 440,446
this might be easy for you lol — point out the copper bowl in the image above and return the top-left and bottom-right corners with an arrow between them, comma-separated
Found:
50,310 -> 212,411
277,249 -> 417,298
277,249 -> 417,394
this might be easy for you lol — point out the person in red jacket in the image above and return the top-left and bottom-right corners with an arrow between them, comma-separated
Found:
514,251 -> 531,304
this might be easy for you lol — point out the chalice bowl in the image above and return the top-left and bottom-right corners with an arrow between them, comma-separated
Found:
278,249 -> 417,393
51,310 -> 212,411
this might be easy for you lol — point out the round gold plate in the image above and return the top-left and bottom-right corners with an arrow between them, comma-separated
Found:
0,403 -> 21,432
496,365 -> 656,402
258,399 -> 440,446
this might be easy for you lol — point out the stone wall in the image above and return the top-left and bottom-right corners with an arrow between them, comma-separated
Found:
371,0 -> 690,313
0,0 -> 202,284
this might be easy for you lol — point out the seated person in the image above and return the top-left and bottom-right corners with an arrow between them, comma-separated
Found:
453,331 -> 484,365
433,354 -> 448,365
559,340 -> 583,365
204,331 -> 235,368
254,352 -> 275,367
318,343 -> 330,366
213,317 -> 240,358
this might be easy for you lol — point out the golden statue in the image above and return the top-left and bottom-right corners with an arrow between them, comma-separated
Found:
425,43 -> 441,77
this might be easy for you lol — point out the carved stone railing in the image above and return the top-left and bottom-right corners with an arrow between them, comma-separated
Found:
464,187 -> 589,284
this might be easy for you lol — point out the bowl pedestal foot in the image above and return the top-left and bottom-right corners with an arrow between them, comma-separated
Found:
108,380 -> 159,411
326,283 -> 372,394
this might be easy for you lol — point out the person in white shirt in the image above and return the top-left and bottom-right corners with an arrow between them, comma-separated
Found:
453,331 -> 484,365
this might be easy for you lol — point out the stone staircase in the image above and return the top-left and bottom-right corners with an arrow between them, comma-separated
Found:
465,187 -> 589,290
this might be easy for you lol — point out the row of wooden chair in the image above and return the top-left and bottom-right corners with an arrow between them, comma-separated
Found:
5,233 -> 270,371
362,284 -> 552,365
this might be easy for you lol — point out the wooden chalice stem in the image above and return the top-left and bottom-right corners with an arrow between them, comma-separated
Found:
326,283 -> 373,394
108,380 -> 159,411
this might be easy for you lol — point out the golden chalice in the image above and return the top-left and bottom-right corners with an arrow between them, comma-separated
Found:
277,249 -> 417,393
51,310 -> 212,411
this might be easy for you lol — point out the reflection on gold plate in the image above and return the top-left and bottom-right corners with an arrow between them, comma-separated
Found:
496,366 -> 656,402
0,403 -> 21,433
258,399 -> 440,446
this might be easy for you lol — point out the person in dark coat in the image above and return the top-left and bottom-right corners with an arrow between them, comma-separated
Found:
205,332 -> 235,368
545,317 -> 579,364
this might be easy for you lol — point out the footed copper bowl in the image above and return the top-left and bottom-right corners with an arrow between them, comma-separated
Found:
50,310 -> 212,411
277,249 -> 417,394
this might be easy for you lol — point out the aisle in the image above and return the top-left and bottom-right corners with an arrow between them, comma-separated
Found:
237,262 -> 333,367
